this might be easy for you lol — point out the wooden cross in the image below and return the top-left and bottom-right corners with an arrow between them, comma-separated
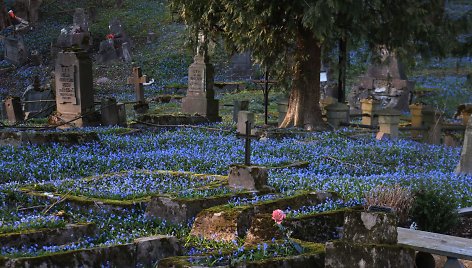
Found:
236,121 -> 259,165
127,67 -> 149,103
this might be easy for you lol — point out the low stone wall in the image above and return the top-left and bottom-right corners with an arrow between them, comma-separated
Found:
158,243 -> 325,268
146,195 -> 240,224
245,209 -> 348,245
191,192 -> 338,242
0,131 -> 99,146
136,114 -> 221,126
2,235 -> 181,268
0,223 -> 96,249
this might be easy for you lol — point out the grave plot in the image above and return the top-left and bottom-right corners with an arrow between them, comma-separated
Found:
159,240 -> 325,268
21,170 -> 233,208
0,191 -> 188,267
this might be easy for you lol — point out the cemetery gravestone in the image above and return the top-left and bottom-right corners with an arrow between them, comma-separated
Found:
22,76 -> 55,119
109,18 -> 130,57
54,50 -> 95,127
237,111 -> 254,135
232,100 -> 249,123
456,118 -> 472,175
127,67 -> 149,113
101,97 -> 119,126
97,38 -> 118,64
56,8 -> 92,51
3,96 -> 24,123
4,35 -> 28,66
14,0 -> 42,24
229,52 -> 252,80
181,33 -> 220,121
122,42 -> 132,63
348,51 -> 414,113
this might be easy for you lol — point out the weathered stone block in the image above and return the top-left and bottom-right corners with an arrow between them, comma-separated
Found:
343,211 -> 397,244
146,195 -> 235,224
190,206 -> 254,242
325,241 -> 415,268
0,223 -> 96,249
228,165 -> 268,191
237,111 -> 255,134
326,102 -> 350,128
134,235 -> 181,267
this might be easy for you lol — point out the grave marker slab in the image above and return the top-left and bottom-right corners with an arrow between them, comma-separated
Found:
3,96 -> 24,123
101,97 -> 119,126
22,76 -> 55,119
4,35 -> 28,66
54,50 -> 95,128
181,33 -> 220,121
348,51 -> 414,113
97,39 -> 118,64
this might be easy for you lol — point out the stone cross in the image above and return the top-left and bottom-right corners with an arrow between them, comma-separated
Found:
127,67 -> 148,104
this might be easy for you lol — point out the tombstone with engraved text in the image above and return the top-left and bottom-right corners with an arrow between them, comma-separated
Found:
181,32 -> 220,121
54,50 -> 95,128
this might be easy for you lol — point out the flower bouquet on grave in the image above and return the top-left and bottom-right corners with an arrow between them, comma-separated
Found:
271,209 -> 303,254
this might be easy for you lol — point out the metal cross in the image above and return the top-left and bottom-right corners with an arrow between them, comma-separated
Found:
236,121 -> 259,165
127,67 -> 149,103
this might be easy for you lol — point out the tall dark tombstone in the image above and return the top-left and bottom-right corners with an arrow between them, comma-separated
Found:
181,32 -> 220,121
4,36 -> 28,66
54,50 -> 95,128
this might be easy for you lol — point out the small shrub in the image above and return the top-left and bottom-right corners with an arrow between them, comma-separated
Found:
410,185 -> 459,234
364,184 -> 414,225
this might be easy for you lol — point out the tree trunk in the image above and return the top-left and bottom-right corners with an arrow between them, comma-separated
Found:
279,27 -> 326,130
338,36 -> 347,103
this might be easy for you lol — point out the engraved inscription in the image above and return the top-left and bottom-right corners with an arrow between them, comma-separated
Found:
188,67 -> 204,92
57,65 -> 77,104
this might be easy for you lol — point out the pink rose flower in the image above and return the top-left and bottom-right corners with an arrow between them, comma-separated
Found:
272,209 -> 286,224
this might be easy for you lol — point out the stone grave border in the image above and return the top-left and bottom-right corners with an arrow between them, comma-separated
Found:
158,240 -> 325,268
190,191 -> 339,242
0,235 -> 180,268
0,223 -> 96,249
20,170 -> 229,211
134,113 -> 221,127
0,130 -> 99,146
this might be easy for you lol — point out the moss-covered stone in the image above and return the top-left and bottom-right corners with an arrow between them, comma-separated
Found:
287,208 -> 347,243
0,131 -> 99,146
191,206 -> 254,242
158,241 -> 326,268
3,235 -> 181,267
191,191 -> 338,243
0,223 -> 96,249
325,241 -> 415,268
343,211 -> 398,244
146,195 -> 237,224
